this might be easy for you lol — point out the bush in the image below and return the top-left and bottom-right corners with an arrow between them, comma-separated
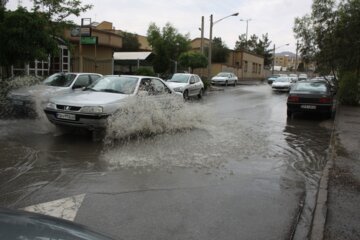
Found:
134,67 -> 155,76
338,71 -> 360,105
201,76 -> 211,91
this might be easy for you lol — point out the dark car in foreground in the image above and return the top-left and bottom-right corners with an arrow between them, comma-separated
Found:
0,208 -> 115,240
287,80 -> 336,118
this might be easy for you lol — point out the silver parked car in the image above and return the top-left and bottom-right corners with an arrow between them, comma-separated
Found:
211,72 -> 238,86
7,72 -> 103,114
166,73 -> 204,99
44,75 -> 180,133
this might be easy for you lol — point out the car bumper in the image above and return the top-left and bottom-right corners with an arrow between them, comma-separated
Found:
211,80 -> 226,85
272,86 -> 290,91
287,103 -> 333,114
44,109 -> 110,130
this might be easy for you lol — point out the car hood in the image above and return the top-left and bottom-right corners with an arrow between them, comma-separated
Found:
166,82 -> 187,89
49,91 -> 130,106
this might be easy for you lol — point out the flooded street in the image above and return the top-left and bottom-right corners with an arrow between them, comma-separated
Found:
0,84 -> 334,240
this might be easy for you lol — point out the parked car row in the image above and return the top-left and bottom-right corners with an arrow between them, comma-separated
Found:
267,73 -> 309,85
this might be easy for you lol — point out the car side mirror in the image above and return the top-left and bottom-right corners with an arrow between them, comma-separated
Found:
190,79 -> 195,84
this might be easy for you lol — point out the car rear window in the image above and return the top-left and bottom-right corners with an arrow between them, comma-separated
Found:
292,82 -> 328,93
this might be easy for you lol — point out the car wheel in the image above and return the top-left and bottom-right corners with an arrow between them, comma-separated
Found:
287,110 -> 293,118
225,81 -> 228,87
183,90 -> 189,100
233,80 -> 237,87
197,89 -> 203,99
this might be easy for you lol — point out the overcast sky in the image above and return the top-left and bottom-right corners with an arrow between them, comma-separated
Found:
7,0 -> 313,53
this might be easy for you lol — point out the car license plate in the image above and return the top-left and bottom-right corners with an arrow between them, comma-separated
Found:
13,100 -> 23,106
56,113 -> 76,120
301,105 -> 316,109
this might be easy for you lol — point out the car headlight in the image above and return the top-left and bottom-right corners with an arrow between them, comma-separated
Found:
46,102 -> 57,109
80,106 -> 103,113
173,87 -> 184,92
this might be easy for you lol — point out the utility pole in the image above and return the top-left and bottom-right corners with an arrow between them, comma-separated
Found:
200,16 -> 204,55
272,44 -> 275,75
207,14 -> 213,80
295,41 -> 299,73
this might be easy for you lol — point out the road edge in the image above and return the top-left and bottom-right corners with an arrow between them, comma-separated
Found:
310,108 -> 338,240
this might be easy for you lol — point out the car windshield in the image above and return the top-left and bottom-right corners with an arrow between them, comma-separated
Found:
292,82 -> 328,93
217,73 -> 230,77
274,77 -> 290,82
88,76 -> 138,94
43,73 -> 77,87
168,74 -> 189,83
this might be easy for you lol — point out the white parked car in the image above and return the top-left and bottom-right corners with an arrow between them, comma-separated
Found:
298,73 -> 308,81
271,77 -> 293,92
44,75 -> 181,135
7,72 -> 103,114
166,73 -> 204,99
211,72 -> 238,86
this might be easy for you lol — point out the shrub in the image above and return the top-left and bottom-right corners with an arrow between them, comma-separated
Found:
338,71 -> 360,105
134,67 -> 155,76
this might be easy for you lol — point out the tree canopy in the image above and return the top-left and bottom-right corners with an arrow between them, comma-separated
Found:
211,37 -> 230,63
293,0 -> 360,75
121,32 -> 141,51
147,22 -> 190,74
0,7 -> 57,67
293,0 -> 360,104
235,33 -> 272,66
178,51 -> 207,73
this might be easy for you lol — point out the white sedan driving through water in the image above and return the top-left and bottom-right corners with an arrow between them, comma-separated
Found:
44,75 -> 181,138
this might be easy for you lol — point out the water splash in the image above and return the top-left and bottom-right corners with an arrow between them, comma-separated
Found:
0,75 -> 41,118
104,95 -> 208,143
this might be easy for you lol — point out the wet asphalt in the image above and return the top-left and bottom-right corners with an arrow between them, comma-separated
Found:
0,84 -> 335,240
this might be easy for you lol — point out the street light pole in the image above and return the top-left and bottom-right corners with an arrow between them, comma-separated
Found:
207,12 -> 239,80
272,43 -> 290,75
240,19 -> 252,49
200,16 -> 204,54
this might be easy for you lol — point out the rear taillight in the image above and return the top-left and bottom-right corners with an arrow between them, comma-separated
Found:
319,97 -> 332,103
287,96 -> 299,102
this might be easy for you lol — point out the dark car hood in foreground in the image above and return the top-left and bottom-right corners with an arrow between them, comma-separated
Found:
0,208 -> 116,240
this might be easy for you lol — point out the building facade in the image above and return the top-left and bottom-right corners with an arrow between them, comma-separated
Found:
191,38 -> 265,80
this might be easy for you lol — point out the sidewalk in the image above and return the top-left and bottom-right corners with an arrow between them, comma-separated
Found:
324,105 -> 360,239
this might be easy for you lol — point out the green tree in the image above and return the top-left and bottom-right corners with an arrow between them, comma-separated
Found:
178,51 -> 207,73
31,0 -> 93,39
235,33 -> 272,66
294,0 -> 360,104
121,32 -> 141,51
211,37 -> 229,63
0,7 -> 58,75
147,22 -> 190,74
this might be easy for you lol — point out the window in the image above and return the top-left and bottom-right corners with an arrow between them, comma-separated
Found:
151,79 -> 171,94
74,75 -> 90,88
258,64 -> 261,74
244,61 -> 248,72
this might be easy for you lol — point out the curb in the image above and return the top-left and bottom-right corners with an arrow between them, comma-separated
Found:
310,108 -> 338,240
